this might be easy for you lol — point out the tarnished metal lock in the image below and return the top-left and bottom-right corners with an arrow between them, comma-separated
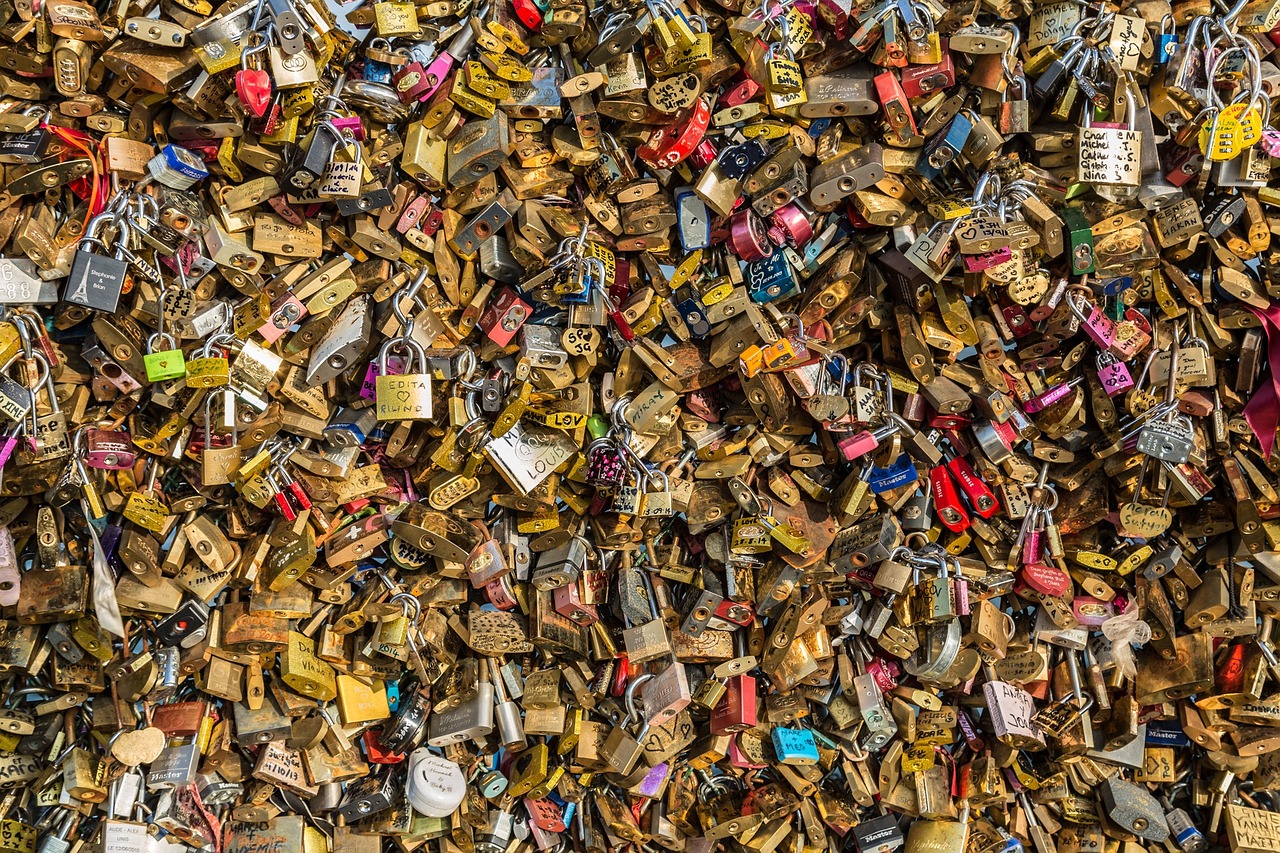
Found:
1100,777 -> 1171,842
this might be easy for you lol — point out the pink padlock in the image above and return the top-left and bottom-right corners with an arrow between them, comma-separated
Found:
84,428 -> 136,470
962,246 -> 1013,273
1081,301 -> 1117,349
1072,596 -> 1115,627
836,421 -> 900,461
719,75 -> 762,108
1261,127 -> 1280,157
259,295 -> 306,344
1021,529 -> 1043,565
0,432 -> 31,468
416,26 -> 478,102
769,202 -> 814,249
1096,353 -> 1134,397
1022,378 -> 1080,413
328,115 -> 365,141
952,572 -> 971,616
396,195 -> 429,233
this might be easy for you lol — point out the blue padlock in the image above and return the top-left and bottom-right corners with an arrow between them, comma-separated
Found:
324,406 -> 377,448
1145,721 -> 1192,748
364,59 -> 393,84
770,727 -> 820,765
1158,15 -> 1177,65
386,679 -> 401,713
1101,276 -> 1134,296
673,284 -> 711,338
868,454 -> 919,494
915,111 -> 973,181
745,252 -> 796,303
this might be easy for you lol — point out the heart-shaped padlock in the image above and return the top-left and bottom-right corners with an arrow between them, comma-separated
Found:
236,68 -> 272,118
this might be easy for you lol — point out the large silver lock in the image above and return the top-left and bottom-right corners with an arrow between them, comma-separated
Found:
1135,415 -> 1194,464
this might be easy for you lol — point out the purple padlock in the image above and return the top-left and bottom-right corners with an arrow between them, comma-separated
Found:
1096,352 -> 1134,397
361,355 -> 405,401
636,762 -> 669,799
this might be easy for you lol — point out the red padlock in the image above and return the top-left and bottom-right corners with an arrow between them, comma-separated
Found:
362,729 -> 406,764
235,35 -> 273,119
512,0 -> 543,30
900,53 -> 956,99
947,453 -> 999,519
478,285 -> 532,346
874,70 -> 918,146
711,674 -> 758,735
636,97 -> 711,170
929,465 -> 970,533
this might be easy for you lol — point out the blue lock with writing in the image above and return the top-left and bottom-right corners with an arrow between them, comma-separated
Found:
771,726 -> 819,765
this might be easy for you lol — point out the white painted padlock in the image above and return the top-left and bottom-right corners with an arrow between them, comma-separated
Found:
405,748 -> 467,817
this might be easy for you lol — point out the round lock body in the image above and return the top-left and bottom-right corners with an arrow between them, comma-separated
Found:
405,749 -> 468,817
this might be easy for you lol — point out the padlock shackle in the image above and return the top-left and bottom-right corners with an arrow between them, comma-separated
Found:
621,672 -> 654,728
378,334 -> 427,374
204,388 -> 235,446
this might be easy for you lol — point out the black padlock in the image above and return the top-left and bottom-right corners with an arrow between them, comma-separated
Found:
285,123 -> 342,189
851,814 -> 904,853
1201,191 -> 1247,238
0,126 -> 50,164
65,216 -> 129,313
154,600 -> 210,648
876,249 -> 931,313
1032,42 -> 1084,100
335,770 -> 398,822
335,186 -> 396,216
719,139 -> 770,180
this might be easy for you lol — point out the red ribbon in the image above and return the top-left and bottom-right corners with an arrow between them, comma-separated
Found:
1244,303 -> 1280,458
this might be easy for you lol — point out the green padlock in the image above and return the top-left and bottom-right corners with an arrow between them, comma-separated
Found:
144,332 -> 187,383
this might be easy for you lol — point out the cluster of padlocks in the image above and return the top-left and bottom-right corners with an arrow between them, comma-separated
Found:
1,0 -> 1280,850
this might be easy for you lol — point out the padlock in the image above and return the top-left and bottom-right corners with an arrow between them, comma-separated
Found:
143,331 -> 186,383
235,33 -> 272,118
1078,88 -> 1143,199
65,213 -> 129,313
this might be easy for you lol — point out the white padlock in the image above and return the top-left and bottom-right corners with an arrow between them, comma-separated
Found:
405,748 -> 467,817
